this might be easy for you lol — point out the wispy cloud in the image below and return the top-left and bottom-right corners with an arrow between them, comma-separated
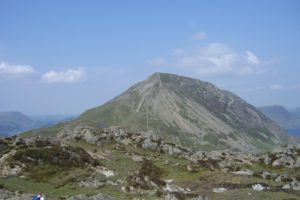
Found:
193,32 -> 206,40
146,32 -> 275,78
0,61 -> 35,76
147,57 -> 167,66
246,51 -> 261,65
42,68 -> 85,83
270,84 -> 283,90
173,48 -> 185,55
175,43 -> 269,76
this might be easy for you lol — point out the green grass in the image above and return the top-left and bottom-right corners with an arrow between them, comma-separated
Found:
210,188 -> 300,200
0,177 -> 53,194
21,123 -> 64,138
240,162 -> 300,177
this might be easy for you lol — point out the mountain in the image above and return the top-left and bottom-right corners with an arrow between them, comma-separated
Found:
0,111 -> 74,136
0,112 -> 36,135
4,73 -> 298,199
258,105 -> 300,137
291,107 -> 300,118
68,72 -> 289,152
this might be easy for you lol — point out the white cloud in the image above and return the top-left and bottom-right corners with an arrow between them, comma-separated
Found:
173,48 -> 185,55
270,84 -> 283,90
42,68 -> 85,83
173,43 -> 270,77
147,33 -> 273,78
246,51 -> 261,65
0,61 -> 35,76
193,32 -> 206,40
147,57 -> 167,66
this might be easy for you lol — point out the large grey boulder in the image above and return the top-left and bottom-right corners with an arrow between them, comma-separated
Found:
164,193 -> 179,200
142,137 -> 159,150
294,156 -> 300,168
272,156 -> 294,168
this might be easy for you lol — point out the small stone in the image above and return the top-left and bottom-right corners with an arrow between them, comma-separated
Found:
252,184 -> 265,191
165,193 -> 179,200
233,169 -> 254,176
213,187 -> 227,193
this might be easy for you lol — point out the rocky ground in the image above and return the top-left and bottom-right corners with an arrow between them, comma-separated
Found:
0,125 -> 299,199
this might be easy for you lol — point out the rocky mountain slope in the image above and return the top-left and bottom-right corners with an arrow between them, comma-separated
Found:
1,128 -> 299,200
258,105 -> 300,137
71,72 -> 289,152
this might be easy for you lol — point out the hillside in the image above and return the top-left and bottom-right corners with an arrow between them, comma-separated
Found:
258,105 -> 300,137
69,72 -> 289,152
1,129 -> 300,199
291,107 -> 300,118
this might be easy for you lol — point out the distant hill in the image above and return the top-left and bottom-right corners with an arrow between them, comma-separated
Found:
258,105 -> 300,137
291,107 -> 300,118
0,111 -> 74,136
0,112 -> 36,135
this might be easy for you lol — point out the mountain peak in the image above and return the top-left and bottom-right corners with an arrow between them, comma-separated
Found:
72,73 -> 290,152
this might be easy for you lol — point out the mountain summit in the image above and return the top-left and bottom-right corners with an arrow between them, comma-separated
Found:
74,72 -> 289,152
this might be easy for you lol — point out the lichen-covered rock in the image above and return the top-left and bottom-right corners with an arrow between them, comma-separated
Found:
164,193 -> 179,200
142,137 -> 159,150
272,156 -> 294,167
294,156 -> 300,168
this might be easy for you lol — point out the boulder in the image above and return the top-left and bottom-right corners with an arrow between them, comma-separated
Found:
272,156 -> 294,168
165,193 -> 179,200
294,156 -> 300,168
161,143 -> 184,156
233,169 -> 254,176
282,183 -> 291,190
291,180 -> 300,190
252,184 -> 265,191
275,175 -> 291,183
213,188 -> 227,193
142,137 -> 159,150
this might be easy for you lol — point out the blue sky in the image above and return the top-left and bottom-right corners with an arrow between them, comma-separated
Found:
0,0 -> 299,115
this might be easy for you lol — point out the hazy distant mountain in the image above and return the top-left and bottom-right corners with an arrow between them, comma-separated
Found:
258,105 -> 297,128
258,105 -> 300,137
0,111 -> 74,136
0,112 -> 36,135
291,107 -> 300,118
70,72 -> 289,152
